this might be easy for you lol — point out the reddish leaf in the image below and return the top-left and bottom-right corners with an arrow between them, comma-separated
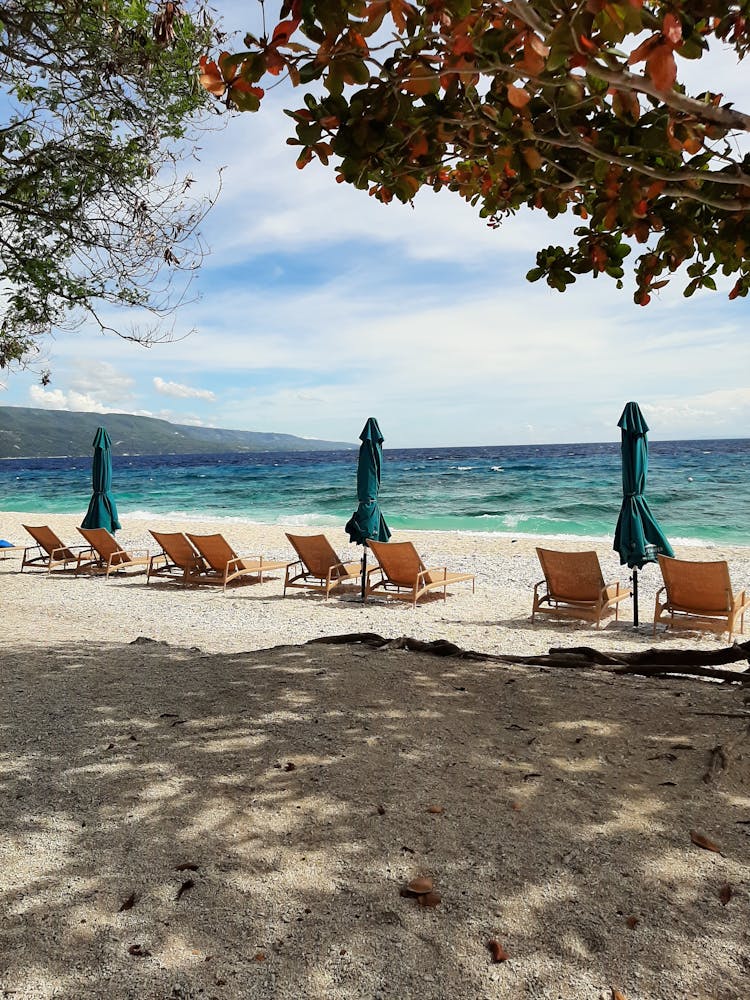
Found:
487,939 -> 509,962
690,830 -> 722,854
507,85 -> 530,108
426,804 -> 444,814
719,883 -> 733,905
662,13 -> 682,46
522,147 -> 543,170
198,57 -> 226,97
646,44 -> 677,91
271,19 -> 300,46
625,915 -> 639,929
402,71 -> 438,96
407,876 -> 433,894
628,34 -> 659,65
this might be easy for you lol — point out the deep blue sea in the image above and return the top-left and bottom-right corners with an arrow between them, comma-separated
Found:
0,439 -> 747,546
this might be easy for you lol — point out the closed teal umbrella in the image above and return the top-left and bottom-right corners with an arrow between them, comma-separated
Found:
613,401 -> 673,625
81,426 -> 121,533
345,417 -> 391,599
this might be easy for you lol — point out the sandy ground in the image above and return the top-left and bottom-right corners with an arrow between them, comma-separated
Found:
0,511 -> 748,999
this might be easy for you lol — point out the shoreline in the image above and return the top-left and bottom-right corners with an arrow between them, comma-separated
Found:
2,506 -> 747,553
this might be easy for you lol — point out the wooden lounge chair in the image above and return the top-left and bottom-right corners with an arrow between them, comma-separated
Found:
366,539 -> 475,607
76,527 -> 150,577
284,533 -> 361,599
654,554 -> 749,638
21,524 -> 87,573
186,532 -> 290,591
532,547 -> 631,627
147,530 -> 208,586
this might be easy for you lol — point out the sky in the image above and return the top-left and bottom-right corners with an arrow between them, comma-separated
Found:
1,3 -> 749,449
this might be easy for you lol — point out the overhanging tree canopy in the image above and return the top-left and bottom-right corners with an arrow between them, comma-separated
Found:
0,0 -> 216,373
202,0 -> 750,304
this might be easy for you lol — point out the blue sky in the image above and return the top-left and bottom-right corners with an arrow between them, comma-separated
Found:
1,3 -> 749,448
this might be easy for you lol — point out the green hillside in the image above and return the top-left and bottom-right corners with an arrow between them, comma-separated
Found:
0,407 -> 355,459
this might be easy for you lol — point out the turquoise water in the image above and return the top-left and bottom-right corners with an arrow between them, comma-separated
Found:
0,439 -> 747,545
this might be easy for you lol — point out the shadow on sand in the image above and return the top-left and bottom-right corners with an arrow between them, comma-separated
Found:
0,636 -> 748,999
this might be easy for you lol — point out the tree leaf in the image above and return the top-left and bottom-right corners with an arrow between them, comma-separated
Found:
487,939 -> 509,962
507,85 -> 531,108
689,829 -> 722,854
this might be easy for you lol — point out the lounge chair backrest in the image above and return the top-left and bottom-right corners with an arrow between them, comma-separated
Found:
23,524 -> 72,557
186,533 -> 236,572
77,526 -> 130,565
286,533 -> 341,578
658,555 -> 732,613
536,548 -> 606,603
368,540 -> 424,587
150,530 -> 200,569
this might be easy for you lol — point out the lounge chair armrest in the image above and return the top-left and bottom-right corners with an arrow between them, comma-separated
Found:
420,566 -> 447,583
51,544 -> 83,558
326,562 -> 348,583
731,589 -> 748,611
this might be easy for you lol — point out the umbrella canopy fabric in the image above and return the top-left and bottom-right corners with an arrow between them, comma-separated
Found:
345,417 -> 391,545
81,426 -> 121,533
613,402 -> 673,569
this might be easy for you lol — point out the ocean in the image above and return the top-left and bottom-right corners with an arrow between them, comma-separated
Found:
0,439 -> 747,546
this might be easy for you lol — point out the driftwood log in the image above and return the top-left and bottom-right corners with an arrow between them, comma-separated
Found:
308,633 -> 750,684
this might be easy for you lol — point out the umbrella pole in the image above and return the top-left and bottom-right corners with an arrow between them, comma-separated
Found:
632,568 -> 639,628
361,546 -> 367,603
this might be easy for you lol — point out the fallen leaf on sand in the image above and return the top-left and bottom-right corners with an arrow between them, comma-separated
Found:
511,801 -> 523,811
253,952 -> 266,961
426,805 -> 444,814
118,892 -> 137,912
625,915 -> 639,929
690,830 -> 722,854
719,883 -> 733,905
487,939 -> 509,962
175,878 -> 195,901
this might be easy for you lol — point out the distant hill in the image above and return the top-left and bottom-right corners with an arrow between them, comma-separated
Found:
0,406 -> 356,459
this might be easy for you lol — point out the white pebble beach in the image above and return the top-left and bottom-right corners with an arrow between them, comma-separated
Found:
1,510 -> 748,999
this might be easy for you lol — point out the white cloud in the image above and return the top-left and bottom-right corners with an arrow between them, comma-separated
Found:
153,376 -> 216,401
29,385 -> 114,413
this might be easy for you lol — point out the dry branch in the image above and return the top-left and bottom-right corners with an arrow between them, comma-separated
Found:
308,634 -> 750,684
